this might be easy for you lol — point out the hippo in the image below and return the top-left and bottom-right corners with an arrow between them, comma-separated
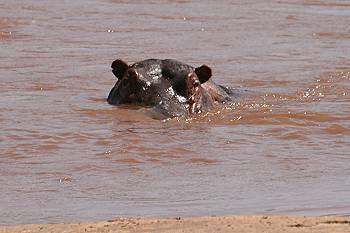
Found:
107,59 -> 235,118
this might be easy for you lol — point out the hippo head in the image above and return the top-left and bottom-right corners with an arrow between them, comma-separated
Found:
107,59 -> 167,106
107,59 -> 214,117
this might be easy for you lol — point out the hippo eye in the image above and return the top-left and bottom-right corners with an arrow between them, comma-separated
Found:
127,69 -> 138,80
193,80 -> 200,87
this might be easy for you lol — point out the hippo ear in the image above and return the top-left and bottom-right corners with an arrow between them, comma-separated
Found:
111,59 -> 129,79
194,65 -> 212,84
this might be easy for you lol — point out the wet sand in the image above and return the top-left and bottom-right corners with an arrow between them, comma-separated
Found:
2,216 -> 350,233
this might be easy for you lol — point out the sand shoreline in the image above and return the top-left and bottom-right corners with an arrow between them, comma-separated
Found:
1,215 -> 350,233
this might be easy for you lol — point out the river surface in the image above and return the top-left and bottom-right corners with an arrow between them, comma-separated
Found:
1,0 -> 350,226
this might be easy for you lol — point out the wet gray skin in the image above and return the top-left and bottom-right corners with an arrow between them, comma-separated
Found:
107,59 -> 234,118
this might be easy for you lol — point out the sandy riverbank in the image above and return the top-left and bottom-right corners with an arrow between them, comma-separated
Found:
1,215 -> 350,233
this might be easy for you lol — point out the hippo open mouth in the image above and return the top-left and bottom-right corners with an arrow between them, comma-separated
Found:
107,59 -> 234,118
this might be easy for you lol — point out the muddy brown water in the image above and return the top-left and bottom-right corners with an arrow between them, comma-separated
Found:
1,0 -> 350,226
